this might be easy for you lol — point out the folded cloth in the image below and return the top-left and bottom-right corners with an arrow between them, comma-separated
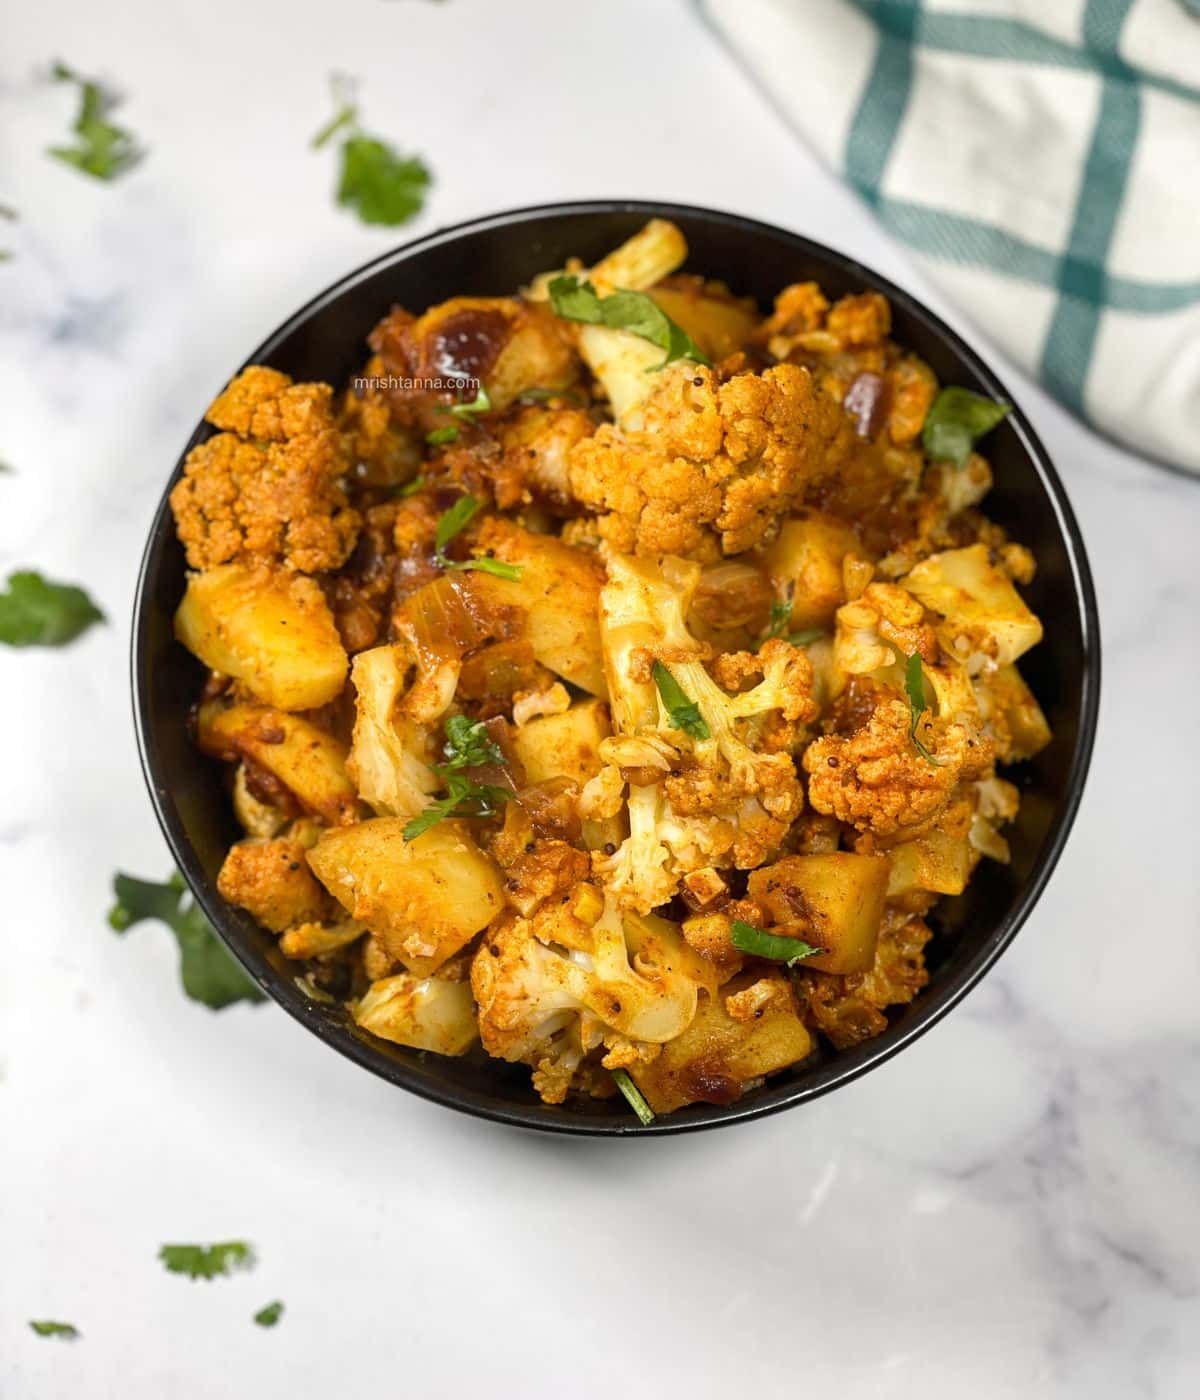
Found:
699,0 -> 1200,473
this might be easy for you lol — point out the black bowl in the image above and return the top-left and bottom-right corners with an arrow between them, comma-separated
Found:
133,201 -> 1100,1135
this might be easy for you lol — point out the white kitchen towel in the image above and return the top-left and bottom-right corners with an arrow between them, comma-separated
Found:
699,0 -> 1200,473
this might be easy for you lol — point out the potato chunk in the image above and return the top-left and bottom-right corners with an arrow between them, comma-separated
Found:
510,700 -> 610,787
475,521 -> 606,695
902,544 -> 1043,670
197,701 -> 360,825
307,818 -> 504,977
355,974 -> 479,1056
175,563 -> 348,711
630,971 -> 812,1114
748,852 -> 889,975
763,513 -> 860,630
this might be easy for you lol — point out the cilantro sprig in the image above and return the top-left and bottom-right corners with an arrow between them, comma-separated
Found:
612,1069 -> 655,1126
48,61 -> 143,181
403,714 -> 512,841
651,661 -> 710,740
548,275 -> 710,370
904,653 -> 942,767
109,872 -> 265,1010
402,772 -> 511,842
29,1321 -> 79,1340
312,74 -> 430,227
730,919 -> 822,965
922,387 -> 1010,468
433,494 -> 523,581
0,570 -> 103,647
159,1242 -> 255,1280
442,714 -> 505,769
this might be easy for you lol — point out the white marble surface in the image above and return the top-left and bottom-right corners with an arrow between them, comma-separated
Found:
2,2 -> 1198,1396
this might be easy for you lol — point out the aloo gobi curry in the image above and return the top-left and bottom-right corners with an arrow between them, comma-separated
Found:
170,219 -> 1049,1120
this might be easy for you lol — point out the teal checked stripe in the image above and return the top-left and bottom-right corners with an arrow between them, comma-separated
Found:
842,0 -> 1200,417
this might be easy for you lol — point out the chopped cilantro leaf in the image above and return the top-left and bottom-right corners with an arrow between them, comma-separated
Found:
442,714 -> 505,770
29,1321 -> 79,1340
402,772 -> 511,841
432,495 -> 523,581
922,387 -> 1010,468
0,570 -> 103,647
254,1300 -> 284,1328
312,74 -> 430,227
159,1242 -> 255,1280
48,61 -> 143,181
730,918 -> 822,965
109,872 -> 265,1009
904,653 -> 942,767
651,661 -> 710,740
612,1069 -> 655,1125
425,425 -> 458,445
547,275 -> 710,370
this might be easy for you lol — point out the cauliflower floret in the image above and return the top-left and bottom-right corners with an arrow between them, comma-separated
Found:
796,913 -> 932,1049
470,888 -> 705,1103
594,552 -> 818,910
216,836 -> 335,933
568,361 -> 872,560
345,643 -> 458,818
803,694 -> 991,838
171,367 -> 360,573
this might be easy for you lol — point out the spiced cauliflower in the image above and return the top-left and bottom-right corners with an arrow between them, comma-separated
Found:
171,218 -> 1050,1120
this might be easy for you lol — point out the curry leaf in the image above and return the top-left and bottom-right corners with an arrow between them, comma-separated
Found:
730,918 -> 821,965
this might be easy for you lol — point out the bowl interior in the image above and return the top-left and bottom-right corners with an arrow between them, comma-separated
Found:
134,203 -> 1098,1134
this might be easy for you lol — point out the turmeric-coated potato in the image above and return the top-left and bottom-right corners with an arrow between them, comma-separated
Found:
175,563 -> 348,711
903,544 -> 1042,670
510,699 -> 610,787
197,701 -> 360,826
308,818 -> 504,978
630,971 -> 812,1114
748,852 -> 889,975
764,513 -> 860,630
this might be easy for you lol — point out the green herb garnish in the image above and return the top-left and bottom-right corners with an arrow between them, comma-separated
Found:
766,599 -> 792,639
922,387 -> 1011,468
48,61 -> 142,181
1,203 -> 15,263
254,1301 -> 284,1328
449,384 -> 492,420
29,1321 -> 79,1340
395,475 -> 426,496
432,494 -> 523,581
651,660 -> 710,740
611,1069 -> 655,1125
730,919 -> 822,965
904,653 -> 942,767
402,772 -> 511,841
109,872 -> 265,1010
0,570 -> 103,647
548,274 -> 710,370
159,1242 -> 255,1281
786,627 -> 825,646
426,384 -> 493,445
404,714 -> 512,840
442,714 -> 505,769
312,74 -> 430,227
